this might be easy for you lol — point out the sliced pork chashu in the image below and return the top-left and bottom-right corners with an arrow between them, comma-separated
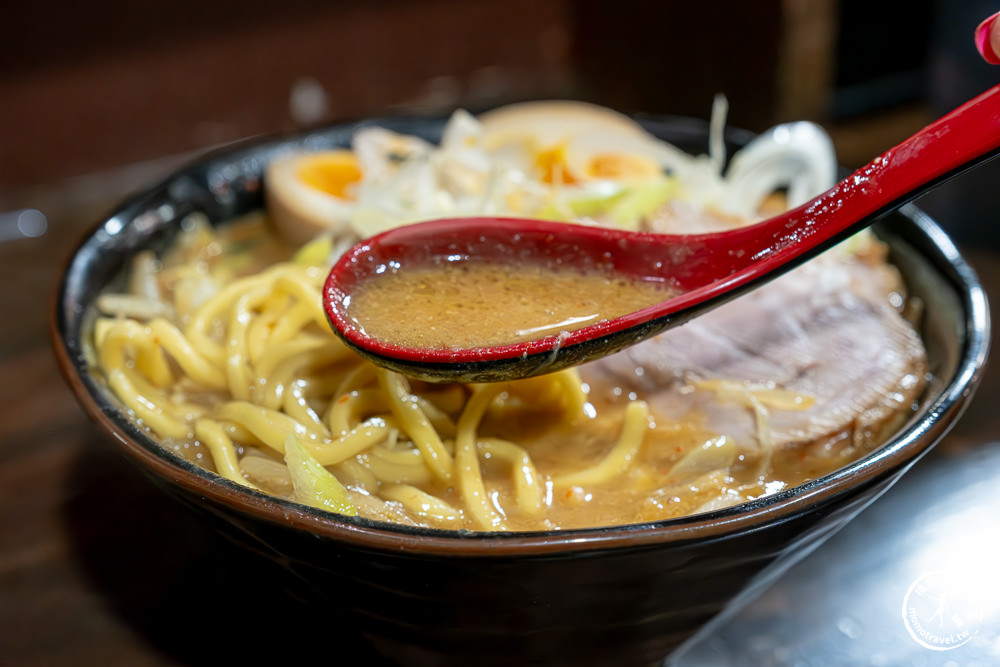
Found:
579,240 -> 928,455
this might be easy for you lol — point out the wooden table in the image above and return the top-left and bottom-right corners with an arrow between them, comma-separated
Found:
2,166 -> 999,666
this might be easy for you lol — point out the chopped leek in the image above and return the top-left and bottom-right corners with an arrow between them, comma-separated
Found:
292,235 -> 334,267
284,434 -> 357,515
606,177 -> 677,227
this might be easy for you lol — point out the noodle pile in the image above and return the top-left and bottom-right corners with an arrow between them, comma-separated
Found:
94,215 -> 705,531
90,210 -> 916,531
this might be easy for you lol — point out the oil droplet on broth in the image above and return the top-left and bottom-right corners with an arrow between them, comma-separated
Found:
346,260 -> 678,349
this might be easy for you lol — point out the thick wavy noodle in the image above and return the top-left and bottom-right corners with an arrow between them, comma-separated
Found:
89,213 -> 920,532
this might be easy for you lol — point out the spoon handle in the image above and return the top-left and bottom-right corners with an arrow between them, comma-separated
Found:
751,82 -> 1000,271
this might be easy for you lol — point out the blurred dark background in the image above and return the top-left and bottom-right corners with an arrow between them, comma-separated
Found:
1,0 -> 998,244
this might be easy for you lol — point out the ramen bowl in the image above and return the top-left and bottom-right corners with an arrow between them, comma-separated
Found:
53,115 -> 989,667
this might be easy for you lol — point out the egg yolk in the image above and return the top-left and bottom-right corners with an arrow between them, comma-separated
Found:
296,153 -> 363,200
534,145 -> 661,186
535,144 -> 579,186
586,153 -> 661,182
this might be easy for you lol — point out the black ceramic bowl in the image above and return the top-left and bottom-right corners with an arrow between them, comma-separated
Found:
53,115 -> 989,667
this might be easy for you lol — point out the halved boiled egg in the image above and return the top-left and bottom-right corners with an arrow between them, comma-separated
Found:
563,131 -> 667,184
265,150 -> 362,246
267,128 -> 437,246
478,100 -> 667,186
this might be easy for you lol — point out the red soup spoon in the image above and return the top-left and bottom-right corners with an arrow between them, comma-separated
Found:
323,83 -> 1000,383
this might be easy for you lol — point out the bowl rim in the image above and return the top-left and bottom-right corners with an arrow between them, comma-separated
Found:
52,115 -> 992,556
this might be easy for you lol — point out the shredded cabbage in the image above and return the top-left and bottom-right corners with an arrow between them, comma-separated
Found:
338,101 -> 839,244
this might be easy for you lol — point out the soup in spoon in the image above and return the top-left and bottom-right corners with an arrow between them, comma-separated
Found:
345,258 -> 678,349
